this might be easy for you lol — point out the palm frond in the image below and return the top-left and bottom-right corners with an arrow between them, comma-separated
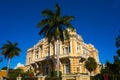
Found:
116,36 -> 120,48
39,25 -> 49,35
62,16 -> 74,21
59,27 -> 64,42
14,42 -> 18,46
55,4 -> 60,17
7,41 -> 12,45
0,41 -> 21,59
37,19 -> 49,27
64,29 -> 70,40
62,22 -> 74,30
42,9 -> 54,17
37,3 -> 75,43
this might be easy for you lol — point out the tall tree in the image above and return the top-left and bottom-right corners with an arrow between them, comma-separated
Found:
0,53 -> 3,62
37,4 -> 74,77
0,41 -> 21,77
85,57 -> 97,76
116,32 -> 120,57
114,32 -> 120,75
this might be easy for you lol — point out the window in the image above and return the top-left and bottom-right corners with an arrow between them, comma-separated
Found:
64,47 -> 69,54
45,64 -> 49,75
63,61 -> 70,74
65,64 -> 70,74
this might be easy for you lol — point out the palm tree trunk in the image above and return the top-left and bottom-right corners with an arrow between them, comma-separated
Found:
6,58 -> 10,78
56,40 -> 60,77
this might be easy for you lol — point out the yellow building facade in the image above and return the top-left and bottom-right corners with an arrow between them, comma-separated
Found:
0,70 -> 6,78
25,29 -> 100,79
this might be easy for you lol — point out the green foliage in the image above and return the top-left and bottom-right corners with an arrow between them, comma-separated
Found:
93,32 -> 120,80
1,66 -> 14,71
95,61 -> 120,80
115,34 -> 120,48
45,77 -> 60,80
0,52 -> 3,62
0,41 -> 21,59
0,41 -> 21,77
37,3 -> 74,43
48,71 -> 62,80
0,57 -> 2,62
93,74 -> 103,80
85,57 -> 97,74
101,67 -> 110,74
22,78 -> 37,80
8,69 -> 34,80
2,66 -> 8,70
8,68 -> 23,80
21,71 -> 34,78
50,71 -> 62,77
116,32 -> 120,57
116,49 -> 120,56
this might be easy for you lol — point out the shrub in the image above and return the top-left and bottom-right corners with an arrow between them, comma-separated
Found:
22,78 -> 37,80
44,70 -> 62,80
50,70 -> 62,77
45,77 -> 60,80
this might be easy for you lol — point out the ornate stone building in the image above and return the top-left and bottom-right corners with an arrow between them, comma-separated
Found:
25,29 -> 100,79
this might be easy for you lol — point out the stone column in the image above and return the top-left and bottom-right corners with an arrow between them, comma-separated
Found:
55,42 -> 56,55
70,39 -> 72,53
32,45 -> 36,62
38,47 -> 40,58
42,45 -> 44,57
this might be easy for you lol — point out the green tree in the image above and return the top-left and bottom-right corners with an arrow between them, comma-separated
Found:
37,4 -> 74,77
94,33 -> 120,80
8,68 -> 24,79
115,32 -> 120,74
116,33 -> 120,57
0,57 -> 2,62
2,66 -> 8,70
0,41 -> 21,77
0,53 -> 3,62
85,57 -> 97,76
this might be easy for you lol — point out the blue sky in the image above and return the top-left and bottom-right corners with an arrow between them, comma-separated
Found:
0,0 -> 120,69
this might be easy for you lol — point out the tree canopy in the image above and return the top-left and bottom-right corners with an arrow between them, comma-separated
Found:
85,57 -> 97,75
37,4 -> 74,43
0,41 -> 21,77
0,41 -> 21,59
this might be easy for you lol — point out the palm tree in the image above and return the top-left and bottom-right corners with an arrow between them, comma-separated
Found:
0,57 -> 2,62
85,57 -> 97,76
0,41 -> 21,78
0,53 -> 3,62
37,4 -> 74,77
